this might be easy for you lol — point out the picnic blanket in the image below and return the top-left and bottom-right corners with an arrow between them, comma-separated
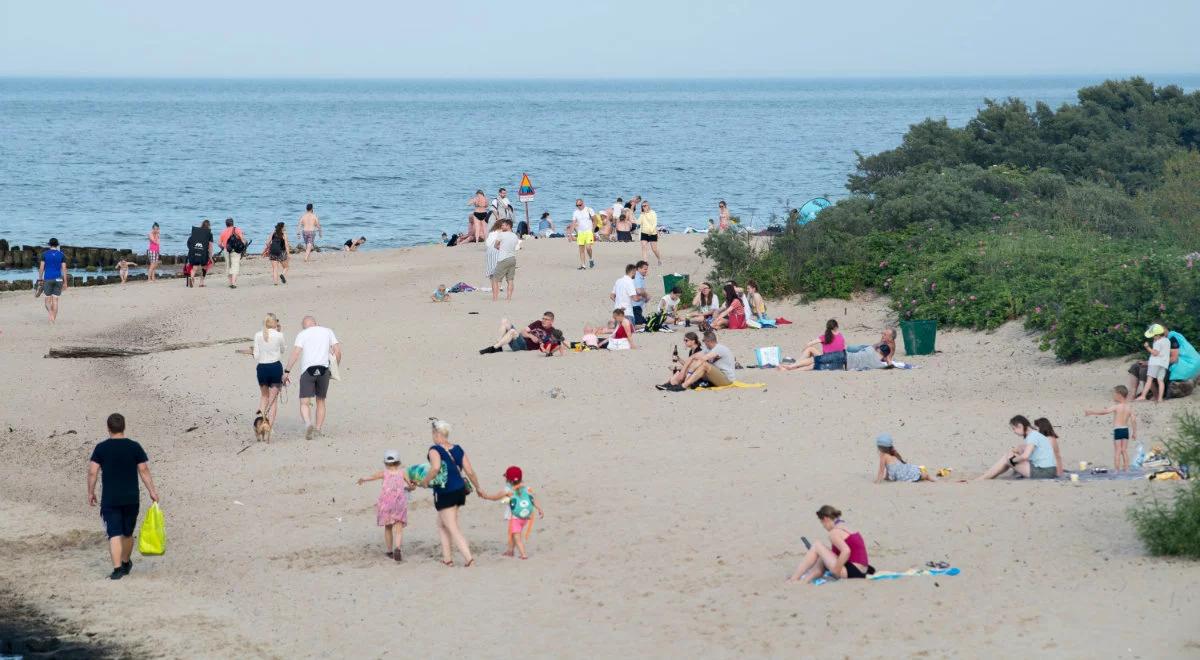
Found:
813,567 -> 960,585
698,381 -> 766,391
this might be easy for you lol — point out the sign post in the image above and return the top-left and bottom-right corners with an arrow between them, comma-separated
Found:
518,173 -> 536,229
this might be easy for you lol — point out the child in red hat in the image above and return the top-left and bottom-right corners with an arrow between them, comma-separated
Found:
479,465 -> 544,559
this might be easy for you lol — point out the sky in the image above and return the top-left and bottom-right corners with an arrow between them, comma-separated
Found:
0,0 -> 1196,78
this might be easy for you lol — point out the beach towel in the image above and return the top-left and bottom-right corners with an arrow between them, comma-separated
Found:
773,317 -> 793,325
813,566 -> 960,585
449,282 -> 475,293
697,381 -> 766,391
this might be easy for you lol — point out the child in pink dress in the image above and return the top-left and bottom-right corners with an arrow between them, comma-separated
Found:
357,450 -> 414,561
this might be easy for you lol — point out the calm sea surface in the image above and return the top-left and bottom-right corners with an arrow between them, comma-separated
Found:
2,76 -> 1198,251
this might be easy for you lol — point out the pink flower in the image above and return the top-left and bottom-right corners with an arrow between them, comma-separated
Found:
969,295 -> 977,301
910,299 -> 917,305
879,260 -> 888,268
931,282 -> 937,290
1034,306 -> 1042,313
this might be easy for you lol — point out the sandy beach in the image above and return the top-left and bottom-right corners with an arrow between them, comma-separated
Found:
2,234 -> 1198,658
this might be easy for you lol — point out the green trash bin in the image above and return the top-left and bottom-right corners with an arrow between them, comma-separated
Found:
662,273 -> 689,296
900,320 -> 938,355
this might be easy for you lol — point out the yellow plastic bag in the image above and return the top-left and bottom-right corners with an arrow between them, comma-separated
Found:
138,502 -> 166,556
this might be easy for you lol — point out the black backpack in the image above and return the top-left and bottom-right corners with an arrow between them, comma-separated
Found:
226,230 -> 246,254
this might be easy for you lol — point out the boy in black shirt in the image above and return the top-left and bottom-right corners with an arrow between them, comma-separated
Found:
88,413 -> 159,580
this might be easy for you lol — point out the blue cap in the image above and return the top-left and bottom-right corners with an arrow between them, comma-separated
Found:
875,433 -> 894,448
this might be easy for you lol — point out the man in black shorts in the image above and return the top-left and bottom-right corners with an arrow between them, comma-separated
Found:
88,413 -> 160,580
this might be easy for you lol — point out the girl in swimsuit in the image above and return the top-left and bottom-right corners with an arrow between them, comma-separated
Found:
465,190 -> 488,243
717,200 -> 731,232
147,223 -> 161,281
788,505 -> 875,583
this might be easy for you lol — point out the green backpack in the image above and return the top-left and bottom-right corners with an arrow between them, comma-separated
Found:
508,486 -> 535,520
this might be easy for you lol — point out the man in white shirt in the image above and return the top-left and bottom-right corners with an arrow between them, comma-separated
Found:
570,198 -> 596,270
658,287 -> 682,324
609,263 -> 638,317
283,316 -> 342,440
490,219 -> 521,302
491,188 -> 514,224
605,197 -> 624,223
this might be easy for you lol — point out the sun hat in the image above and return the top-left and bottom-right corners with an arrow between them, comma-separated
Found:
875,433 -> 894,448
1144,323 -> 1166,338
504,466 -> 523,483
384,450 -> 401,464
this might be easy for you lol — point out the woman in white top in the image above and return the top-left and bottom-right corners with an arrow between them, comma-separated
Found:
240,313 -> 287,425
483,218 -> 503,282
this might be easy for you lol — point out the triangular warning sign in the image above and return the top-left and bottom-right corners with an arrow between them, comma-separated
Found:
518,173 -> 536,202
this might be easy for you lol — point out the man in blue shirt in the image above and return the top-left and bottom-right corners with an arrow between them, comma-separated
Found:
37,237 -> 68,323
632,260 -> 650,327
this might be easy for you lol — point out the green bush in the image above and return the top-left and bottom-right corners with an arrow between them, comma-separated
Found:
1129,412 -> 1200,559
700,78 -> 1200,362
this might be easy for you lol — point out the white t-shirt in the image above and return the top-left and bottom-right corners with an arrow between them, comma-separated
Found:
572,207 -> 594,229
612,275 -> 637,316
254,329 -> 286,364
612,203 -> 624,217
658,294 -> 680,315
1149,336 -> 1171,368
493,230 -> 520,260
294,326 -> 339,372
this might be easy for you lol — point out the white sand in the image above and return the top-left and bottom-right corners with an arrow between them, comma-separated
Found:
2,235 -> 1198,658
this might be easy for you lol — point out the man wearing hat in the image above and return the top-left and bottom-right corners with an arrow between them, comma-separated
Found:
37,237 -> 68,323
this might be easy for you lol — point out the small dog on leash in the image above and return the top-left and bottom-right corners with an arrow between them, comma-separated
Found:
253,411 -> 272,443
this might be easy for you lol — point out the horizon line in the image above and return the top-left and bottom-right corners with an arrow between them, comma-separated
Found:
2,72 -> 1199,83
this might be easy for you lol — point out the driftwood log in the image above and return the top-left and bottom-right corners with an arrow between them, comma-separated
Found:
46,337 -> 251,359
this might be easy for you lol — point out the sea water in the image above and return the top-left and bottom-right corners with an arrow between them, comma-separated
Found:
3,76 -> 1197,251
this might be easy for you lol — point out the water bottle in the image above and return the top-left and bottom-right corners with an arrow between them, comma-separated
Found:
1132,442 -> 1146,470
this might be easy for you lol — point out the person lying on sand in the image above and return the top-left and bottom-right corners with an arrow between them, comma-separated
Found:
479,312 -> 556,354
788,505 -> 876,583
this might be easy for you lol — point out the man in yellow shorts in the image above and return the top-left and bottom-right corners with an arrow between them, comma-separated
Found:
571,198 -> 595,269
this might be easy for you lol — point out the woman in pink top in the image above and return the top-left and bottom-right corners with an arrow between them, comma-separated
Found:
779,319 -> 844,372
788,505 -> 875,583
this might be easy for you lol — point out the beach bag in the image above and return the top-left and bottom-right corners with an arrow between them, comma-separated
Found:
187,228 -> 208,263
509,486 -> 535,520
406,462 -> 431,485
138,503 -> 166,556
226,230 -> 246,254
754,346 -> 781,367
432,446 -> 473,494
644,309 -> 667,332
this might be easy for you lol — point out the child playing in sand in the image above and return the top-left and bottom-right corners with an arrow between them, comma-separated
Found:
116,259 -> 136,284
356,450 -> 415,561
1085,385 -> 1138,472
478,466 -> 544,559
873,434 -> 934,483
431,284 -> 451,302
1139,324 -> 1170,402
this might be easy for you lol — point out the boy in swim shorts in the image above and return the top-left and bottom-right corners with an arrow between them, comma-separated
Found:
1084,385 -> 1137,472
